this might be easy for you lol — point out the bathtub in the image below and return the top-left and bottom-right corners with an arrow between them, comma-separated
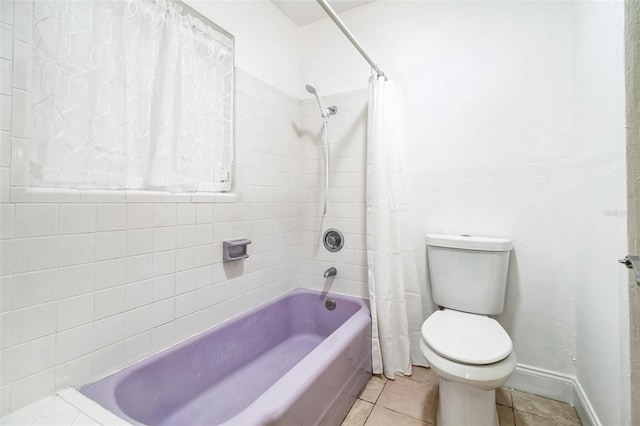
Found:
81,289 -> 372,425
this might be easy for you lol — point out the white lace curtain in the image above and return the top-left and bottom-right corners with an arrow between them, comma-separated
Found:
30,0 -> 234,192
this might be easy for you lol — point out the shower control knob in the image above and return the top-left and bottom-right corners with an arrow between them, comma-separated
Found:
323,228 -> 344,252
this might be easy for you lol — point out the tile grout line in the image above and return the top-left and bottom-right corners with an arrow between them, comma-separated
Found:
349,371 -> 583,426
368,376 -> 436,426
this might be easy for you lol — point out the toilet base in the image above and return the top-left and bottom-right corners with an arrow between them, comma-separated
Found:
437,378 -> 498,426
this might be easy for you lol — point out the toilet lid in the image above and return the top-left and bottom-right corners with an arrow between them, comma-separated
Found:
422,309 -> 512,365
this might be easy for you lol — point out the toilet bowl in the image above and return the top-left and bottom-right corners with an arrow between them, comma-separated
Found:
421,234 -> 515,426
421,310 -> 516,426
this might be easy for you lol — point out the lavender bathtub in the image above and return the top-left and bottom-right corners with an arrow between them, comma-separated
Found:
81,289 -> 372,425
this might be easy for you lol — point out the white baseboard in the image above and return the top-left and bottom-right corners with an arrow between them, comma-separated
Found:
504,363 -> 601,426
572,379 -> 602,426
505,364 -> 575,404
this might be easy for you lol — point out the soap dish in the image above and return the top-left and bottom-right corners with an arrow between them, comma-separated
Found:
223,239 -> 251,262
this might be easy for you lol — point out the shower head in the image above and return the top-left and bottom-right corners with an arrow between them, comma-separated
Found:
306,83 -> 325,116
305,83 -> 337,119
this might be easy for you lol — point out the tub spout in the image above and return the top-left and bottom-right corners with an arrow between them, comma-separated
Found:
324,267 -> 337,278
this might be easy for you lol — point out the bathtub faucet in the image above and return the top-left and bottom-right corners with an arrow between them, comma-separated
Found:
324,267 -> 337,278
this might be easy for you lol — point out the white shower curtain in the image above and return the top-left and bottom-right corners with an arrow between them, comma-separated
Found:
366,75 -> 425,378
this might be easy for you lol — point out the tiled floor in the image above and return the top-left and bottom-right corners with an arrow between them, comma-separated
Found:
342,366 -> 583,426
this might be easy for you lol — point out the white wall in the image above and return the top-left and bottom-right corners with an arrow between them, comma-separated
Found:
572,2 -> 628,424
186,0 -> 301,97
301,0 -> 630,422
301,0 -> 578,375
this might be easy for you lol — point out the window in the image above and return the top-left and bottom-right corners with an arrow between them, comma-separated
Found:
29,0 -> 234,192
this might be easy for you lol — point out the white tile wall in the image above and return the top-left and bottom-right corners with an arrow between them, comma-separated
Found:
298,90 -> 369,300
0,60 -> 12,96
1,18 -> 304,414
58,234 -> 95,267
15,204 -> 58,237
95,231 -> 126,261
12,270 -> 56,309
96,204 -> 126,232
13,237 -> 57,273
59,205 -> 96,235
0,0 -> 369,416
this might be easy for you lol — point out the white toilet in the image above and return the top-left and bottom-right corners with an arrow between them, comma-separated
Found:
420,234 -> 516,426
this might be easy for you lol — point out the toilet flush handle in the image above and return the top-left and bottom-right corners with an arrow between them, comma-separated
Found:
618,255 -> 640,286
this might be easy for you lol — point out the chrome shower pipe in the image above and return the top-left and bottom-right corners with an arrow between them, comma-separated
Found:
314,0 -> 386,80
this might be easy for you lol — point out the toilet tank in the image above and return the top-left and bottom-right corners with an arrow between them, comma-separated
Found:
426,234 -> 513,315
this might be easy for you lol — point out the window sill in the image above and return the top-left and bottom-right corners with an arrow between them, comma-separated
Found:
9,187 -> 239,203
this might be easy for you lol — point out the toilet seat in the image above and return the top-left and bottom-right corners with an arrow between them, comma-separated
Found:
420,338 -> 517,390
422,309 -> 512,365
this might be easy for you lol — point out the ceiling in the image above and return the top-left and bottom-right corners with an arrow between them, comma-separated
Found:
271,0 -> 375,27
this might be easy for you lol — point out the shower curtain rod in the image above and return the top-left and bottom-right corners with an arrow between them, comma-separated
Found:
315,0 -> 387,80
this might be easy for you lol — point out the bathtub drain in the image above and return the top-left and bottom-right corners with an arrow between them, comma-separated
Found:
325,298 -> 336,310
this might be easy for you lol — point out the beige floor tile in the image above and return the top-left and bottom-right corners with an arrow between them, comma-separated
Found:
376,376 -> 438,424
364,405 -> 429,426
514,409 -> 563,426
399,366 -> 440,387
359,375 -> 387,403
496,387 -> 513,407
497,404 -> 515,426
511,390 -> 581,425
341,399 -> 374,426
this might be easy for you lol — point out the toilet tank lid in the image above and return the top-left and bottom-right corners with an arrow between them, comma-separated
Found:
426,234 -> 513,251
